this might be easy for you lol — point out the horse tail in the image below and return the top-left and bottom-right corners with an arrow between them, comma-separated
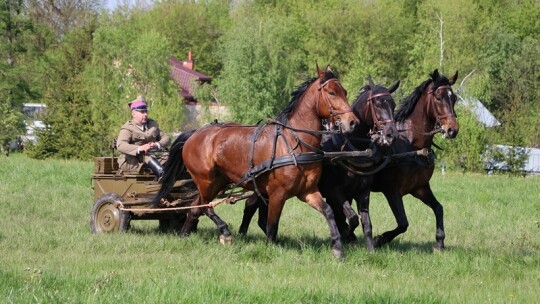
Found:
152,129 -> 197,206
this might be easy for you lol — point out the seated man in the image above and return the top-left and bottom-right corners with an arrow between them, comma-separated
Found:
116,96 -> 170,178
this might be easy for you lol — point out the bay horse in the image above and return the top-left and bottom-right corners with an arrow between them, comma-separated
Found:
154,65 -> 358,259
239,77 -> 401,252
352,69 -> 459,250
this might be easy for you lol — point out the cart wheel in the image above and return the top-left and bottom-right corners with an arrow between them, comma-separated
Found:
90,193 -> 131,233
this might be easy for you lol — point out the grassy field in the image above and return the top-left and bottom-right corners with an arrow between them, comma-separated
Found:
0,154 -> 538,303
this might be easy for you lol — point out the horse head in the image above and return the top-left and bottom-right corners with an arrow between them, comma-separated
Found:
352,76 -> 400,147
315,65 -> 358,134
427,69 -> 459,139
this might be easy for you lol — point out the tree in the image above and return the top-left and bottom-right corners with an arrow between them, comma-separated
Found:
25,0 -> 102,39
143,0 -> 231,77
0,0 -> 40,147
344,0 -> 416,97
83,9 -> 184,154
26,22 -> 98,159
215,2 -> 308,123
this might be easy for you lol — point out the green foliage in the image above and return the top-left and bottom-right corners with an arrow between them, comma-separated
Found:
0,101 -> 23,144
0,0 -> 42,144
436,104 -> 489,173
145,0 -> 231,77
215,3 -> 308,123
26,23 -> 98,160
1,0 -> 536,168
344,0 -> 415,94
483,144 -> 529,176
83,11 -> 184,154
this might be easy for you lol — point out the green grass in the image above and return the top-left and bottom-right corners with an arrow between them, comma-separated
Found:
0,153 -> 539,303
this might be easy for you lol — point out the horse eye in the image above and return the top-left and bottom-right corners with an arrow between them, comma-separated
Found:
328,91 -> 336,96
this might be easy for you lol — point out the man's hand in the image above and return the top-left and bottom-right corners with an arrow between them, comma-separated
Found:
141,142 -> 158,153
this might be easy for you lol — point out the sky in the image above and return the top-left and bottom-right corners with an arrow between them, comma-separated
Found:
105,0 -> 122,11
104,0 -> 151,11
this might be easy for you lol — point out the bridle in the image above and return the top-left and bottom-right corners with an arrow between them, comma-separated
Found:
367,91 -> 394,130
426,84 -> 457,128
317,78 -> 352,125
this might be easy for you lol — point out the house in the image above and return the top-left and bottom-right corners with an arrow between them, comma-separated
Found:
169,51 -> 211,104
460,97 -> 501,128
485,145 -> 540,175
459,96 -> 539,175
169,51 -> 229,129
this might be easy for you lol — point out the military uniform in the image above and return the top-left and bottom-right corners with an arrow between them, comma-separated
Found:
116,118 -> 170,172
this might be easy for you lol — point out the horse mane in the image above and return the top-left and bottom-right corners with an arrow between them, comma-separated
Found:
276,69 -> 338,124
395,70 -> 452,123
353,84 -> 371,104
352,82 -> 391,108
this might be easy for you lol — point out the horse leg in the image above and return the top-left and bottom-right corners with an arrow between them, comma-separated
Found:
182,177 -> 232,242
374,191 -> 409,248
342,200 -> 360,244
203,206 -> 233,244
355,190 -> 374,252
239,194 -> 259,235
411,185 -> 445,250
257,199 -> 268,235
328,193 -> 359,244
180,197 -> 203,236
265,194 -> 285,244
300,192 -> 345,260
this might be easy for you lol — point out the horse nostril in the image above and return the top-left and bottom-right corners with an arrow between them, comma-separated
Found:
350,120 -> 356,129
447,128 -> 458,138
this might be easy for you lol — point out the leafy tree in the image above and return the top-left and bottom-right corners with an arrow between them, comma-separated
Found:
215,2 -> 307,123
144,0 -> 231,77
436,105 -> 489,173
84,9 -> 183,153
344,0 -> 415,97
26,22 -> 98,159
0,0 -> 41,146
25,0 -> 102,38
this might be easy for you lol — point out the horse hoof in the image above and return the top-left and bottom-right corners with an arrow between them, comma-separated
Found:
348,238 -> 360,247
365,243 -> 375,253
432,244 -> 445,252
219,234 -> 233,245
331,249 -> 345,261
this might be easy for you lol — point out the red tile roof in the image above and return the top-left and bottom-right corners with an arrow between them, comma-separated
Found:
169,55 -> 212,104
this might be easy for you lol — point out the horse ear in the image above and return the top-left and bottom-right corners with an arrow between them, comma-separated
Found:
325,65 -> 333,73
388,80 -> 400,93
368,75 -> 375,88
448,71 -> 459,85
432,69 -> 440,80
317,64 -> 324,78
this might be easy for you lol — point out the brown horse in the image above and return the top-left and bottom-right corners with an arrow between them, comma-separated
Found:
154,65 -> 358,259
353,69 -> 459,250
239,77 -> 401,252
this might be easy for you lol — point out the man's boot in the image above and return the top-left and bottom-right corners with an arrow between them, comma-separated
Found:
146,157 -> 164,179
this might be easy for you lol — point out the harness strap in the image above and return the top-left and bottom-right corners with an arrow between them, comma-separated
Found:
280,128 -> 299,167
248,123 -> 269,202
237,152 -> 325,186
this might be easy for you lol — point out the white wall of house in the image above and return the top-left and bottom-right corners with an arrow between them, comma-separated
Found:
181,104 -> 231,130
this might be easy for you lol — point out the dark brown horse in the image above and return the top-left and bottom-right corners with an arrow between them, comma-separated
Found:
352,69 -> 459,250
239,78 -> 401,252
154,65 -> 358,259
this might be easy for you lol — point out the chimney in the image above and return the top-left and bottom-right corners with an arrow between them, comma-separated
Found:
182,51 -> 194,70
